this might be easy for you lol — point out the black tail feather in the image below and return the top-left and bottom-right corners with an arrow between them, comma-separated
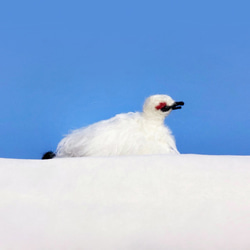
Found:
42,151 -> 56,160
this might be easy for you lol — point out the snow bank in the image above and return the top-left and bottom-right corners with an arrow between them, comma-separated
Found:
0,154 -> 250,250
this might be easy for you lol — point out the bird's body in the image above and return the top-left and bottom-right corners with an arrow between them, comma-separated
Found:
54,94 -> 184,158
56,112 -> 178,157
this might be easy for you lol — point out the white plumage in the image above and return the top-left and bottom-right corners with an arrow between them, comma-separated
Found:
56,94 -> 184,157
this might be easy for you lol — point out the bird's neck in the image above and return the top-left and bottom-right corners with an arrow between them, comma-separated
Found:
142,112 -> 166,126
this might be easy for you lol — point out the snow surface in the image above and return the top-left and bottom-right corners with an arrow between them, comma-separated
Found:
0,154 -> 250,250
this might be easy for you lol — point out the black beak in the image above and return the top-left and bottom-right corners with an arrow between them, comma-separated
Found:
172,101 -> 184,110
161,101 -> 184,112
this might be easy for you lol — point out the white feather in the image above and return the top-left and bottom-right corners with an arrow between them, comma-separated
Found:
56,95 -> 181,157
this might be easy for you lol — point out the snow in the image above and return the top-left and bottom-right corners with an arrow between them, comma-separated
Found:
0,154 -> 250,249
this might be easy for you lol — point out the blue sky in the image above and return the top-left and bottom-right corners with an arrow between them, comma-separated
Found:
0,0 -> 249,159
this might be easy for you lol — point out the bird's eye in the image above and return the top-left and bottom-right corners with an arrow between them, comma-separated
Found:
155,102 -> 167,110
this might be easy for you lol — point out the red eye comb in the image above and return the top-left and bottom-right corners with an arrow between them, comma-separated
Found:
155,102 -> 167,110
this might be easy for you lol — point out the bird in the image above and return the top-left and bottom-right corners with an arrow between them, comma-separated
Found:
42,94 -> 184,159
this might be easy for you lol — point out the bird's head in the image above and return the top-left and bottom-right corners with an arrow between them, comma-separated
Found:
143,94 -> 184,121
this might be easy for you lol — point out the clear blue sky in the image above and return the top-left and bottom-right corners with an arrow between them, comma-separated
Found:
0,0 -> 249,159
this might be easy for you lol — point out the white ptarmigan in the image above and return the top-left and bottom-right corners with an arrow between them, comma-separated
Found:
42,95 -> 184,159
